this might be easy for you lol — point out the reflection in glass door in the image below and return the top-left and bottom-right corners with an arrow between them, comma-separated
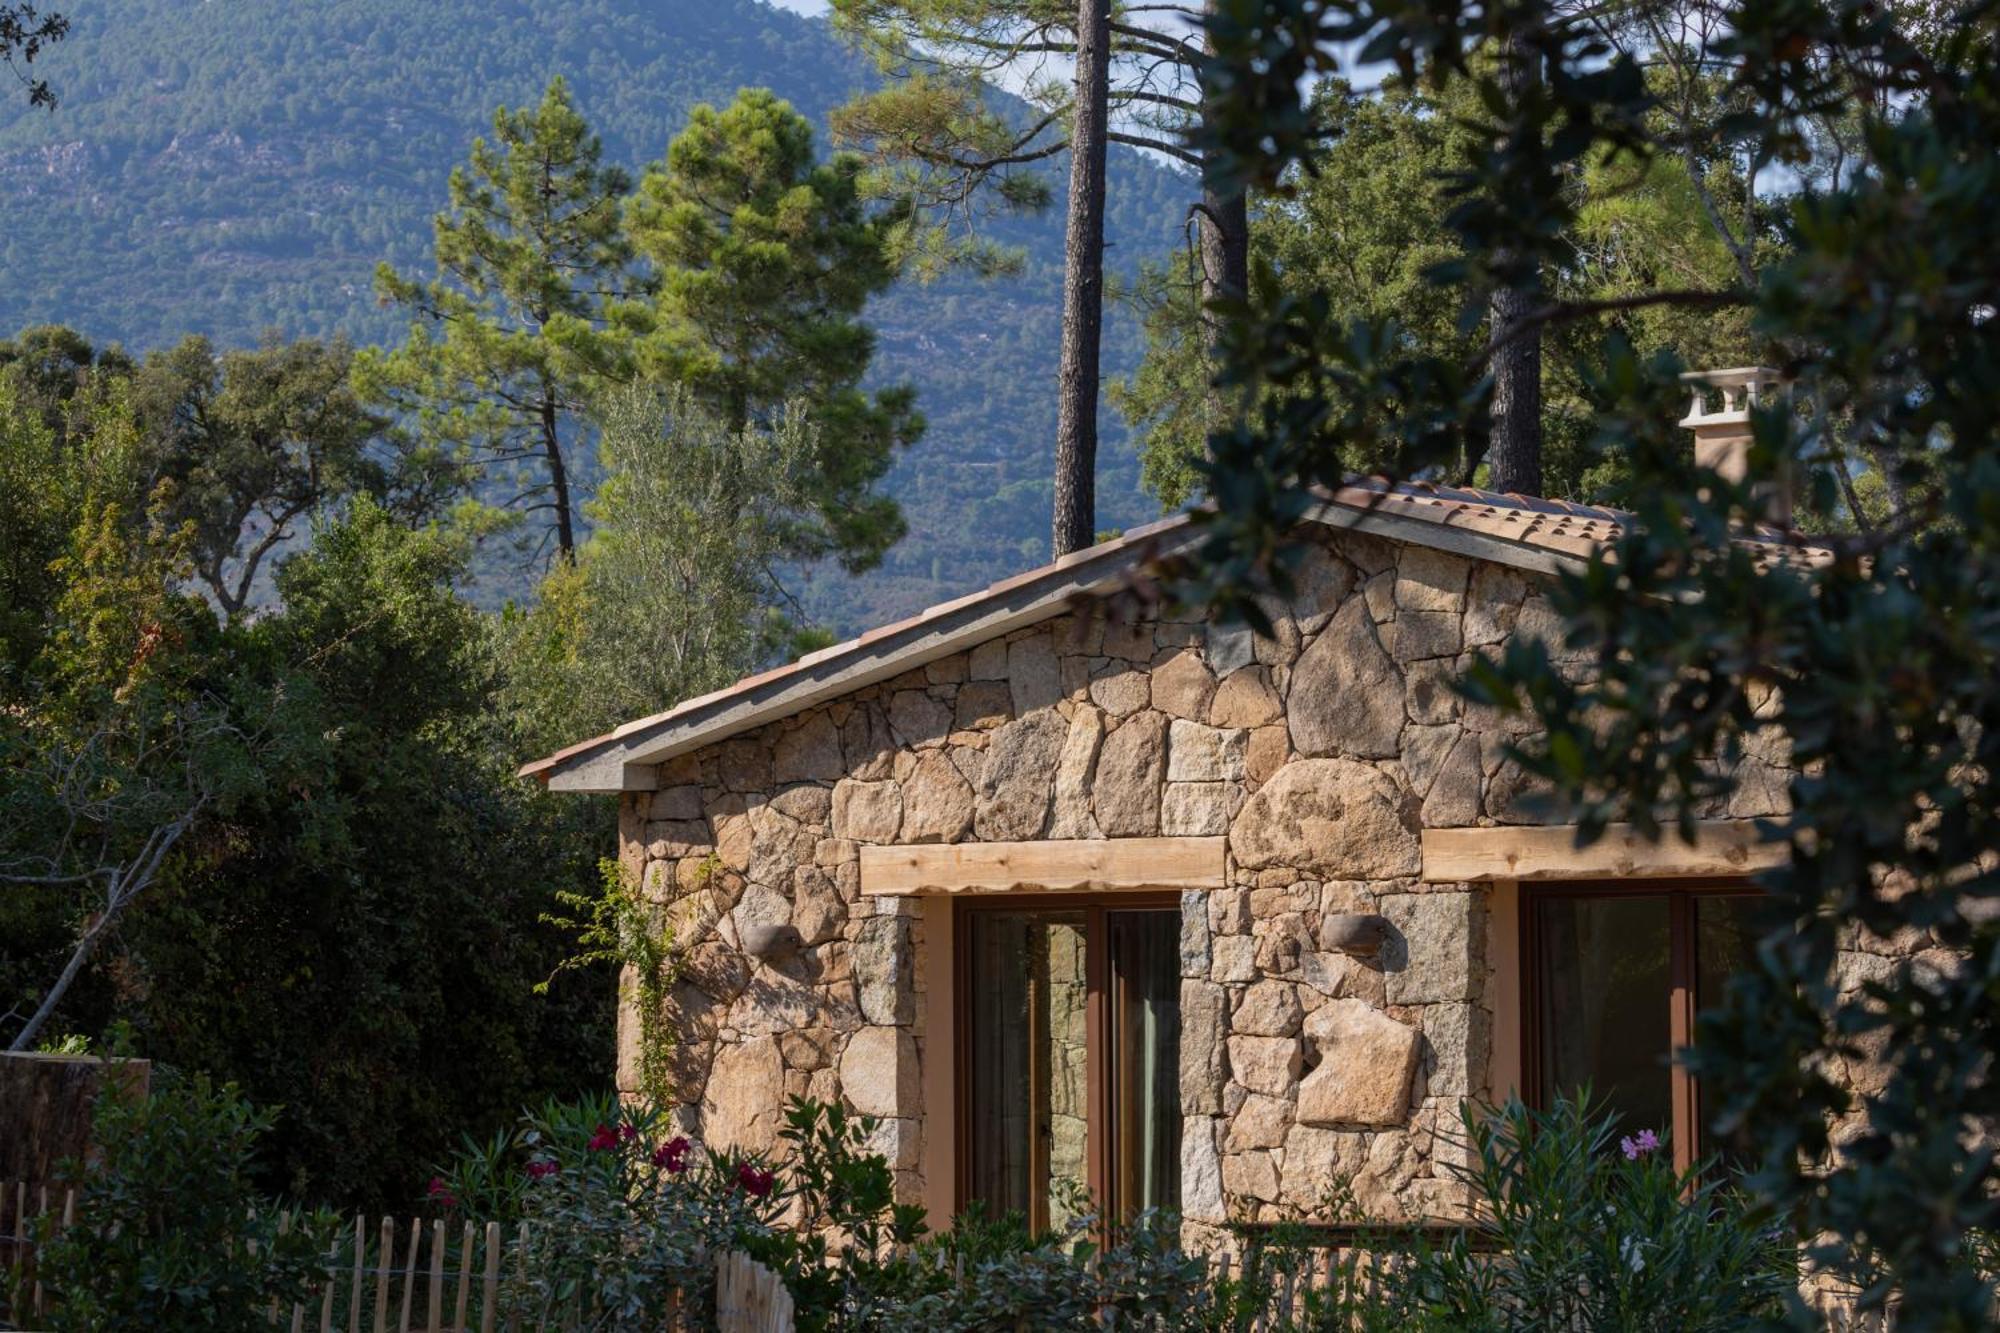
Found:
959,897 -> 1182,1230
962,908 -> 1089,1231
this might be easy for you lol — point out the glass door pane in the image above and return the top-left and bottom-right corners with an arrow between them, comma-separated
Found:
963,908 -> 1089,1231
1695,894 -> 1762,1170
1535,893 -> 1673,1139
1108,909 -> 1182,1220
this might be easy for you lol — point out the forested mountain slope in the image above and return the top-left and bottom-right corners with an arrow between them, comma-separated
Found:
0,0 -> 1190,630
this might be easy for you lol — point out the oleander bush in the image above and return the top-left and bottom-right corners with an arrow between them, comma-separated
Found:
16,1073 -> 337,1332
1387,1097 -> 1795,1332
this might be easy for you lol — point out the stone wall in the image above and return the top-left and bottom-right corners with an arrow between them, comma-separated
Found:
613,526 -> 1792,1231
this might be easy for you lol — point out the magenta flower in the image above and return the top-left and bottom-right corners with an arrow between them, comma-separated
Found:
653,1136 -> 692,1174
426,1176 -> 458,1209
525,1159 -> 559,1181
1619,1128 -> 1662,1160
735,1162 -> 776,1198
619,1122 -> 639,1144
587,1123 -> 620,1152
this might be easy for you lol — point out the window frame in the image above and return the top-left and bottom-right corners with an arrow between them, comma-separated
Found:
951,891 -> 1182,1227
1519,878 -> 1757,1174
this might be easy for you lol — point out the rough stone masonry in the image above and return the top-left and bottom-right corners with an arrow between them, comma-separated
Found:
611,525 -> 1802,1247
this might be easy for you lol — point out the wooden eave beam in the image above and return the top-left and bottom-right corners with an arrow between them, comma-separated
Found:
1421,820 -> 1787,883
860,837 -> 1225,897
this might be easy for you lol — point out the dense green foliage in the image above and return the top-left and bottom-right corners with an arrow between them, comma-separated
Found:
0,349 -> 615,1204
1118,71 -> 1763,510
1388,1098 -> 1792,1329
504,388 -> 834,758
427,1092 -> 1789,1331
1186,0 -> 2000,1322
126,505 -> 615,1205
625,86 -> 920,571
128,331 -> 457,617
16,1073 -> 335,1330
0,0 -> 1191,631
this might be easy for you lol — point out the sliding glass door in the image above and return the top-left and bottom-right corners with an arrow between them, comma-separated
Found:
961,907 -> 1091,1230
958,895 -> 1182,1229
1525,882 -> 1761,1172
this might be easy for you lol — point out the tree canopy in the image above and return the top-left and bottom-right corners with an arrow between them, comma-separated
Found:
361,77 -> 639,564
1182,0 -> 1999,1321
626,88 -> 920,572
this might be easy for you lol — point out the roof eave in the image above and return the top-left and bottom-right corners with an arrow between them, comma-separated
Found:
532,518 -> 1205,794
527,495 -> 1615,795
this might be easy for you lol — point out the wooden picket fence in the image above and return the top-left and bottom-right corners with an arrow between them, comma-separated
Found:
1,1180 -> 792,1332
3,1178 -> 1922,1333
1203,1237 -> 1420,1331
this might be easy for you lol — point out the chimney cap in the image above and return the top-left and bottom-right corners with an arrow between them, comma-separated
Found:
1679,366 -> 1783,428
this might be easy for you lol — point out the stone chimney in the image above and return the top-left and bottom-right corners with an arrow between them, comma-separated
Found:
1678,366 -> 1791,528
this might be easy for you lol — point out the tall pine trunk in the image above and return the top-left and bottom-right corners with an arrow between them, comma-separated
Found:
1052,0 -> 1110,558
1487,29 -> 1543,497
541,388 -> 577,560
1197,186 -> 1248,441
1197,4 -> 1250,439
1487,283 -> 1542,495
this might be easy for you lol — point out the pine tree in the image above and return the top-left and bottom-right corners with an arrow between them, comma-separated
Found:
829,0 -> 1247,553
358,77 -> 638,564
1052,0 -> 1110,556
625,88 -> 920,571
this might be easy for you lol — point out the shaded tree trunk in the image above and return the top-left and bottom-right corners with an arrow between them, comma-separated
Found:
1487,30 -> 1543,497
541,387 -> 576,560
1052,0 -> 1110,558
1196,184 -> 1249,441
1198,1 -> 1250,387
1488,283 -> 1542,495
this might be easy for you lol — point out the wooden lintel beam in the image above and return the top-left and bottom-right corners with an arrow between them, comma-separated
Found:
1421,820 -> 1787,883
860,837 -> 1225,897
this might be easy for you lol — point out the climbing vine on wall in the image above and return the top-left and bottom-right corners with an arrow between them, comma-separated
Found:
540,855 -> 705,1105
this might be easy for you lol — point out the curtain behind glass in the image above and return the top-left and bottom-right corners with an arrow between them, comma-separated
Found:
1536,894 -> 1673,1138
1111,909 -> 1182,1218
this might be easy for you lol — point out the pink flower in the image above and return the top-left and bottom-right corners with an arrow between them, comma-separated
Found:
734,1162 -> 775,1198
653,1136 -> 692,1174
587,1123 -> 620,1152
426,1176 -> 458,1209
619,1122 -> 639,1143
1620,1128 -> 1662,1160
525,1159 -> 559,1180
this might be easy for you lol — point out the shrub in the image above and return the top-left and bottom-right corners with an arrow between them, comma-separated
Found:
443,1092 -> 1795,1330
446,1095 -> 1218,1331
19,1072 -> 335,1331
469,1099 -> 777,1330
895,1206 -> 1213,1331
430,1088 -> 645,1222
1389,1096 -> 1795,1332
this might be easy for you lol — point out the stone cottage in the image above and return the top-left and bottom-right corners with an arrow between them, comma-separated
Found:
522,377 -> 1861,1247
